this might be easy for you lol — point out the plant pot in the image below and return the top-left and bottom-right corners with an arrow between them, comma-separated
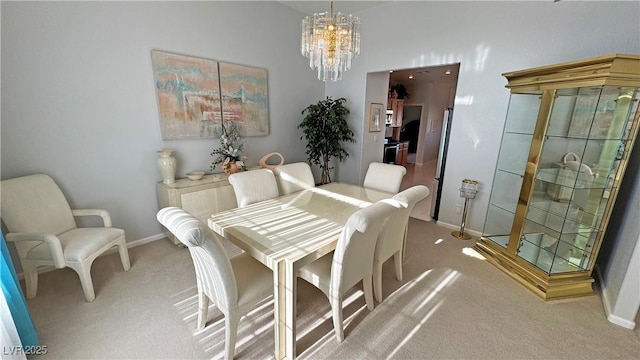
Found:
224,163 -> 239,175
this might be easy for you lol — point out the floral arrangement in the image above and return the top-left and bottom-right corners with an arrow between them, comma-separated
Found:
210,121 -> 247,174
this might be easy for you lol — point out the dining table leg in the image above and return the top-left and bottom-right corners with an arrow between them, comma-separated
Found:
274,259 -> 297,359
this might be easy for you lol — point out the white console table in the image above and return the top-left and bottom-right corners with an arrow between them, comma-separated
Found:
157,174 -> 238,245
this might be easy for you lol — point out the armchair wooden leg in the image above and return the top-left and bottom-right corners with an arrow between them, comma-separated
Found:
118,240 -> 131,271
23,265 -> 39,299
70,263 -> 96,302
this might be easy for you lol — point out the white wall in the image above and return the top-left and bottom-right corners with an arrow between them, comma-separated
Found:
326,0 -> 640,233
598,138 -> 640,329
407,78 -> 457,165
361,72 -> 391,182
1,1 -> 324,242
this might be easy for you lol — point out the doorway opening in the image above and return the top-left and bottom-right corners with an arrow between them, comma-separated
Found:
388,63 -> 460,221
401,105 -> 422,162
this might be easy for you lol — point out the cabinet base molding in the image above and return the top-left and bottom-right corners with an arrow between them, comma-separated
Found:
474,239 -> 595,301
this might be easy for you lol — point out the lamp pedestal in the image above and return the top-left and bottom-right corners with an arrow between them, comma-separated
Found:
452,179 -> 478,240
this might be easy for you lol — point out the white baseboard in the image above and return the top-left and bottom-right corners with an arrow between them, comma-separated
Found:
595,265 -> 637,330
436,220 -> 482,238
607,313 -> 637,330
122,233 -> 166,249
15,233 -> 167,280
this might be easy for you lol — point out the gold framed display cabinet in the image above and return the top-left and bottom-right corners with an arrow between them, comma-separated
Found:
474,54 -> 640,300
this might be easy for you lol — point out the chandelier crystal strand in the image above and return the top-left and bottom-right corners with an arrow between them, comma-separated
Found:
301,1 -> 360,81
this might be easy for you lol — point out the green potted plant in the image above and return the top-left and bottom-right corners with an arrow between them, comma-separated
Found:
298,96 -> 355,184
390,84 -> 410,99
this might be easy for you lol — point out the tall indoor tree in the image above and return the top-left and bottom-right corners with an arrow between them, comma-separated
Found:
299,97 -> 355,184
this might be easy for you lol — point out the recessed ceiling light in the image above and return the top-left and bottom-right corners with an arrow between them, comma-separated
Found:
389,70 -> 394,73
408,75 -> 414,79
445,70 -> 452,75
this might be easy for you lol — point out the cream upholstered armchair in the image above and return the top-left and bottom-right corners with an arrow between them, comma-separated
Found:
363,162 -> 407,193
0,174 -> 130,302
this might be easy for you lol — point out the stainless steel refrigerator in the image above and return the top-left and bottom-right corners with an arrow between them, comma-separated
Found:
430,107 -> 453,220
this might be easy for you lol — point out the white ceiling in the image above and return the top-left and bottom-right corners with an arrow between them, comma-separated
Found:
389,64 -> 460,86
278,1 -> 388,15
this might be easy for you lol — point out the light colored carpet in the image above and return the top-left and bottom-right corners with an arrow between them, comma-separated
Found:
24,219 -> 640,359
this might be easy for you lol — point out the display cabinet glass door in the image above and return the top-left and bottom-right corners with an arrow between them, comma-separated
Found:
482,91 -> 540,249
526,86 -> 638,274
482,86 -> 639,275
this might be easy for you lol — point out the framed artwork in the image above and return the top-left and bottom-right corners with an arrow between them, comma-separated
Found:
151,50 -> 269,140
219,62 -> 269,137
368,103 -> 384,132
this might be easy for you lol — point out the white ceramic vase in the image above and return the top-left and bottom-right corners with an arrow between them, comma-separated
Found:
157,149 -> 177,184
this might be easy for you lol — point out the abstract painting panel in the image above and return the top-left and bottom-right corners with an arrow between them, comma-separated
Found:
151,50 -> 269,139
219,62 -> 269,137
151,50 -> 222,140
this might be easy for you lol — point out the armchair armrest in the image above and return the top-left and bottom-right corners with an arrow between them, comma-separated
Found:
6,233 -> 66,268
72,209 -> 113,227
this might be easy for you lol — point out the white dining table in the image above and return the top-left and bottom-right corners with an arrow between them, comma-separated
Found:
207,182 -> 393,359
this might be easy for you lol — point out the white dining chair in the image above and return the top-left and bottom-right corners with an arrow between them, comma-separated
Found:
373,185 -> 430,303
363,162 -> 407,193
228,168 -> 280,207
297,200 -> 397,342
157,207 -> 273,360
0,174 -> 131,302
273,162 -> 315,195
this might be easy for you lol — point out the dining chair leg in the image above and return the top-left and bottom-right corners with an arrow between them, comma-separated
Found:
402,228 -> 409,262
225,312 -> 241,360
373,261 -> 383,303
197,292 -> 209,330
331,297 -> 345,342
393,251 -> 403,281
363,275 -> 375,311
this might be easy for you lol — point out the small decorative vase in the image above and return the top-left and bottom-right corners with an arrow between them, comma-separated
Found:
224,162 -> 239,175
157,149 -> 177,184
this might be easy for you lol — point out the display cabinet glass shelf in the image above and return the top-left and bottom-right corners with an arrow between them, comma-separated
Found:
474,54 -> 640,300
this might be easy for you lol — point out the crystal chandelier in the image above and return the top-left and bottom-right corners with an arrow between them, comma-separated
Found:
301,1 -> 361,82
